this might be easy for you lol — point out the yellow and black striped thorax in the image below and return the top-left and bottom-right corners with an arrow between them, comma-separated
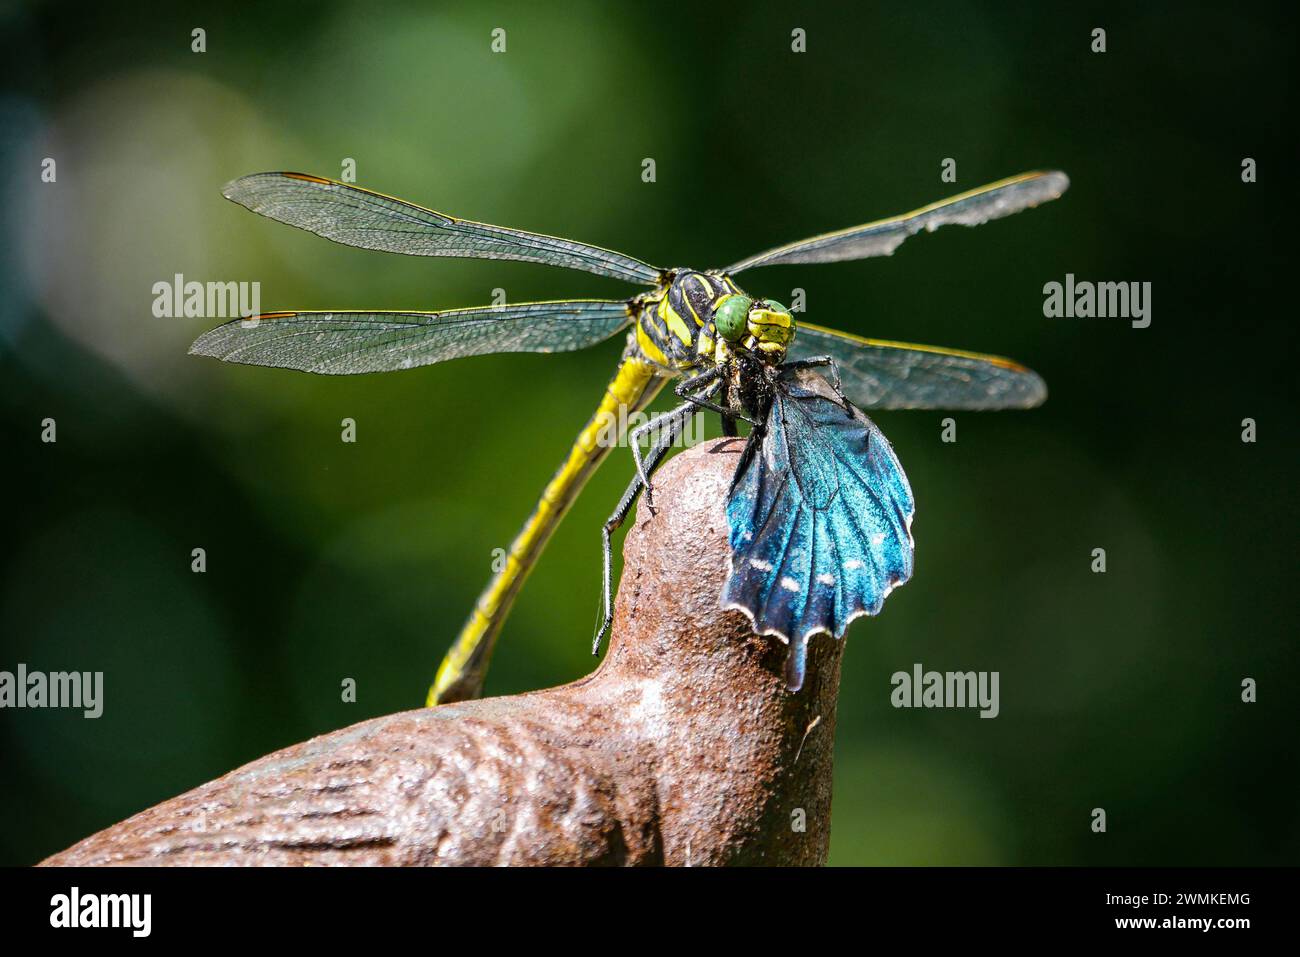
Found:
633,270 -> 743,371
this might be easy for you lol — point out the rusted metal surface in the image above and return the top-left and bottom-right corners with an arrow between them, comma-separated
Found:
42,438 -> 845,866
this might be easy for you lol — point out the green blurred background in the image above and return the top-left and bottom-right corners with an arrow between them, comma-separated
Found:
1,0 -> 1293,866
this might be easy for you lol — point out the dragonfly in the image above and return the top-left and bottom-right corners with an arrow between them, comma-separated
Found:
190,169 -> 1068,703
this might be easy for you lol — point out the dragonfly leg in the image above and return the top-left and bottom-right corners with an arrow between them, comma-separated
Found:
719,379 -> 738,436
676,365 -> 723,393
673,369 -> 760,427
595,408 -> 693,653
630,400 -> 699,503
784,355 -> 852,415
631,377 -> 726,506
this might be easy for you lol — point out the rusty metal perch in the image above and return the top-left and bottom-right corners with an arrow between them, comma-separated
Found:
41,438 -> 845,866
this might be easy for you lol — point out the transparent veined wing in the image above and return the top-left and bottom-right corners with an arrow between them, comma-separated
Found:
223,173 -> 665,285
726,171 -> 1069,273
189,300 -> 635,375
723,368 -> 914,690
788,322 -> 1047,410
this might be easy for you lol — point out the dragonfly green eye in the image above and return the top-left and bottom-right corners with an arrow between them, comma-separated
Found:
713,294 -> 753,342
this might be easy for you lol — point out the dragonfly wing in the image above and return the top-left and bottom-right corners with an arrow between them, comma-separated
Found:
224,173 -> 664,285
788,322 -> 1047,410
726,171 -> 1068,273
189,300 -> 634,375
723,368 -> 915,690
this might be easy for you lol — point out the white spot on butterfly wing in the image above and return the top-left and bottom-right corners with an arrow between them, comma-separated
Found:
749,558 -> 773,571
816,573 -> 835,585
781,576 -> 800,592
844,559 -> 864,570
871,532 -> 886,546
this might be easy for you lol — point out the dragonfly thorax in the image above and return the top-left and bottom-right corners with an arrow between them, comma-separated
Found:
634,269 -> 795,374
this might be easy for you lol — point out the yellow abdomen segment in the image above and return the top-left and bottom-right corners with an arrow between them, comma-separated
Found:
427,356 -> 664,705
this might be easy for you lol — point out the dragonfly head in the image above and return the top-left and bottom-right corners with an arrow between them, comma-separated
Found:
712,294 -> 794,364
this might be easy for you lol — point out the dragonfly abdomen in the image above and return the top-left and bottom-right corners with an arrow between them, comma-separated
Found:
429,355 -> 665,704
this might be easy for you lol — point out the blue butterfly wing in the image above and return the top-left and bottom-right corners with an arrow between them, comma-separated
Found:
722,367 -> 915,689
